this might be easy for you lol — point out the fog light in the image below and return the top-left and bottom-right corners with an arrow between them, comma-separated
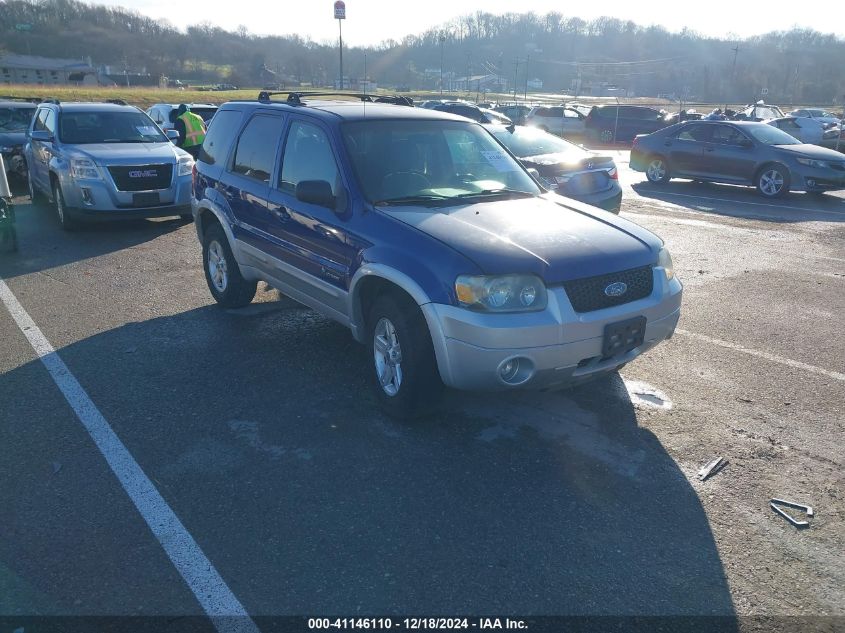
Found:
497,356 -> 535,386
806,179 -> 816,188
81,188 -> 94,205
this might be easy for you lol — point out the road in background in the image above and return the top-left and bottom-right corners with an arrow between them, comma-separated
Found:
0,161 -> 843,622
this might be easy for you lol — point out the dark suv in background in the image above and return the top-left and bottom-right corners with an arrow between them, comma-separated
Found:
585,105 -> 668,144
0,97 -> 38,181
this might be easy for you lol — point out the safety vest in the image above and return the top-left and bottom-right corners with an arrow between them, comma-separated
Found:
178,111 -> 207,148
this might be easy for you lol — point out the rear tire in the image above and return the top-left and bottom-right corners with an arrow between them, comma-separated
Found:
202,222 -> 257,308
367,293 -> 444,419
600,129 -> 615,144
756,164 -> 789,198
645,156 -> 671,184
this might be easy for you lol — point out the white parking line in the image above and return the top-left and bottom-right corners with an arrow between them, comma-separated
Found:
676,329 -> 845,382
0,278 -> 258,633
629,189 -> 845,217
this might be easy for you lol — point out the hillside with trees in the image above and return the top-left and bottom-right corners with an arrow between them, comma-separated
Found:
1,0 -> 844,104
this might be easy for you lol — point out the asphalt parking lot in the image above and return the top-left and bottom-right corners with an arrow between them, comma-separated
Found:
1,156 -> 843,630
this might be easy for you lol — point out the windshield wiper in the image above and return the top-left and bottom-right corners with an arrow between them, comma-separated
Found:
374,194 -> 449,206
454,188 -> 535,200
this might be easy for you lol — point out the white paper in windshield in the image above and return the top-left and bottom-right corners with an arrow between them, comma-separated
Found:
481,150 -> 517,172
136,125 -> 160,136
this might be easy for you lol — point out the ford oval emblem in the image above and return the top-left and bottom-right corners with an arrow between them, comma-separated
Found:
604,281 -> 628,297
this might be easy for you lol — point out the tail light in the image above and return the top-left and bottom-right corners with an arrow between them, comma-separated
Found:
607,166 -> 618,180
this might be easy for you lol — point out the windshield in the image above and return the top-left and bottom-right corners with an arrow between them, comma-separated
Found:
59,111 -> 168,144
489,125 -> 582,158
342,119 -> 541,205
0,106 -> 36,132
747,125 -> 801,145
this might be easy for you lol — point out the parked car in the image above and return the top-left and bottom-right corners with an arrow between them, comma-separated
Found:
788,108 -> 841,128
191,93 -> 682,417
630,120 -> 845,197
565,103 -> 593,117
432,102 -> 511,124
733,102 -> 785,122
0,98 -> 37,181
494,104 -> 531,125
663,109 -> 703,125
146,103 -> 218,133
25,101 -> 195,229
524,105 -> 586,138
487,124 -> 622,212
585,105 -> 668,143
767,116 -> 841,149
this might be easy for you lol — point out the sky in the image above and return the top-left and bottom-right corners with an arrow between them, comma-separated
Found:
108,0 -> 843,46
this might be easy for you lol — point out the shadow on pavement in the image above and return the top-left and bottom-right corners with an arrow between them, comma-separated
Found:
0,194 -> 189,280
0,301 -> 736,620
630,180 -> 845,224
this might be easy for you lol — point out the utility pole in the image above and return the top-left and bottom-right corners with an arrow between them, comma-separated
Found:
513,58 -> 521,101
524,54 -> 530,101
363,53 -> 367,94
726,43 -> 739,110
334,1 -> 346,90
439,33 -> 446,95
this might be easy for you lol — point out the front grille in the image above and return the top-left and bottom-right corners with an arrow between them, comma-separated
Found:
107,164 -> 172,191
562,265 -> 653,313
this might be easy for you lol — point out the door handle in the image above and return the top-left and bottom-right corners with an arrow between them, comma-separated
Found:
270,206 -> 290,222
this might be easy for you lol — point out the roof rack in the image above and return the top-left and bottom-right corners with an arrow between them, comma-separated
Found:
0,95 -> 43,103
40,98 -> 61,105
257,91 -> 413,107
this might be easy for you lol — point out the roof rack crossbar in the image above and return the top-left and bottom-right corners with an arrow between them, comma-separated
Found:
257,91 -> 412,107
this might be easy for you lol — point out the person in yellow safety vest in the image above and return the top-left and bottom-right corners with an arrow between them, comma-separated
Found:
173,104 -> 206,159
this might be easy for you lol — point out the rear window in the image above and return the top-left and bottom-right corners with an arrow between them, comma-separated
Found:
0,106 -> 36,132
231,114 -> 285,182
198,109 -> 243,165
191,107 -> 218,123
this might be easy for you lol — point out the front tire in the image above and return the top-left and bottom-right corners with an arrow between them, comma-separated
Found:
756,164 -> 789,198
52,180 -> 77,231
600,129 -> 615,144
645,157 -> 671,184
202,223 -> 257,308
367,293 -> 443,419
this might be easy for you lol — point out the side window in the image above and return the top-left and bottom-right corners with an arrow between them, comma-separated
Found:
549,107 -> 564,117
199,109 -> 243,165
712,125 -> 747,145
279,121 -> 341,195
33,108 -> 49,132
677,124 -> 711,142
231,114 -> 284,181
44,111 -> 56,135
563,108 -> 579,118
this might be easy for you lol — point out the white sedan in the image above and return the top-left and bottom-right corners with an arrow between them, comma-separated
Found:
768,116 -> 842,149
788,108 -> 842,128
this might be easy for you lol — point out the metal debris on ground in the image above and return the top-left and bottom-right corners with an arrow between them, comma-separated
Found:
770,498 -> 814,528
698,456 -> 727,481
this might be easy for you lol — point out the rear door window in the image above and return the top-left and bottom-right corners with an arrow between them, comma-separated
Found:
199,109 -> 243,165
677,124 -> 712,142
231,114 -> 284,181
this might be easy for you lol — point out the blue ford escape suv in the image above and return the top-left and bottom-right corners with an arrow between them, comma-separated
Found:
192,92 -> 682,417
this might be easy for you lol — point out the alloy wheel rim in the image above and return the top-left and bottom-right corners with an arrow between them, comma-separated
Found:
761,170 -> 784,195
207,240 -> 228,292
648,160 -> 666,181
601,130 -> 613,143
373,317 -> 403,397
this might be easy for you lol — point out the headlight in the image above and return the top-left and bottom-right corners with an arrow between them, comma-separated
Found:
455,274 -> 547,312
0,145 -> 12,154
70,158 -> 101,180
177,156 -> 194,177
796,158 -> 828,169
657,247 -> 675,280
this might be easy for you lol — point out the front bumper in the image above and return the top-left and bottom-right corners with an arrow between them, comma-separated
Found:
58,171 -> 192,218
791,164 -> 845,192
422,268 -> 682,391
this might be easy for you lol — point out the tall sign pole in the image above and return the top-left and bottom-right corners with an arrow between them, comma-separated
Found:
334,1 -> 346,89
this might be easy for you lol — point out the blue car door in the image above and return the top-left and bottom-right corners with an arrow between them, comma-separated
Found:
264,117 -> 364,320
217,111 -> 285,256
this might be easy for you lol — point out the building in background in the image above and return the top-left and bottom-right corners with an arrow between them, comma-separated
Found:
0,54 -> 102,85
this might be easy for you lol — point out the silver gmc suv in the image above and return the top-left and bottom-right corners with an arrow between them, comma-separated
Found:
25,100 -> 194,230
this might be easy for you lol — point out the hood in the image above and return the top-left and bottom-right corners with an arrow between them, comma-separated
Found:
774,143 -> 845,161
0,131 -> 27,148
71,142 -> 181,163
380,194 -> 659,283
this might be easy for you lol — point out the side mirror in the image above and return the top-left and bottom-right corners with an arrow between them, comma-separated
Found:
30,130 -> 53,142
166,129 -> 179,143
739,139 -> 754,149
296,180 -> 336,210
